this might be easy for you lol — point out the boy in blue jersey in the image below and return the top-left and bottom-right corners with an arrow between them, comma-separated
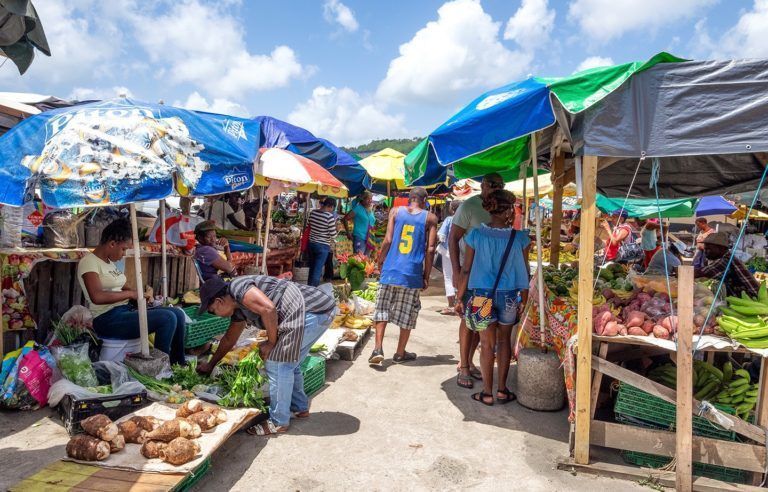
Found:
369,187 -> 438,365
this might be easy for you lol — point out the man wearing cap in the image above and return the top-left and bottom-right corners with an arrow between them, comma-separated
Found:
196,275 -> 335,435
695,232 -> 760,298
194,220 -> 236,282
368,186 -> 438,365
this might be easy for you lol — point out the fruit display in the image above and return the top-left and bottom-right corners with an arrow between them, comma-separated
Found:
716,283 -> 768,348
352,281 -> 378,302
332,313 -> 373,329
529,247 -> 578,264
648,360 -> 757,420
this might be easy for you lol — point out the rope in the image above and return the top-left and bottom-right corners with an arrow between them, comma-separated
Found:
650,158 -> 676,345
694,162 -> 768,355
592,156 -> 645,292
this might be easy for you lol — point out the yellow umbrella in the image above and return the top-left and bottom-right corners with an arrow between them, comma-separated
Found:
731,206 -> 768,221
359,148 -> 407,195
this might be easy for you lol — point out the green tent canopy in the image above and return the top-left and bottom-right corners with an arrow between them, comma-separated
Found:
595,195 -> 696,219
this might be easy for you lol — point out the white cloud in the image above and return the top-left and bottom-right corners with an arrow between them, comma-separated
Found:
69,86 -> 134,101
575,56 -> 614,72
704,0 -> 768,58
568,0 -> 716,43
377,0 -> 533,105
175,91 -> 250,117
288,86 -> 407,147
504,0 -> 556,51
323,0 -> 359,32
131,0 -> 306,98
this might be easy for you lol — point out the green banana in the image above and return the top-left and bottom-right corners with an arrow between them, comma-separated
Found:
701,363 -> 724,381
729,378 -> 750,389
722,361 -> 733,383
694,380 -> 719,400
735,369 -> 752,381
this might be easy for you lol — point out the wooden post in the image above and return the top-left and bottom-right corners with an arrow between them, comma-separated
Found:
522,169 -> 528,228
754,357 -> 768,485
261,197 -> 274,274
159,199 -> 168,301
531,134 -> 547,345
676,264 -> 694,492
129,204 -> 150,357
574,155 -> 597,464
550,154 -> 565,268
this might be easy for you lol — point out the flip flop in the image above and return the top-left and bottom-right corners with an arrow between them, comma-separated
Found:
496,388 -> 517,404
457,373 -> 474,389
471,391 -> 494,406
293,410 -> 310,419
469,367 -> 483,381
246,421 -> 288,436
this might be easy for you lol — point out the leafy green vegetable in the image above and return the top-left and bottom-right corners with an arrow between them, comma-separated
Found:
219,351 -> 266,410
169,359 -> 213,390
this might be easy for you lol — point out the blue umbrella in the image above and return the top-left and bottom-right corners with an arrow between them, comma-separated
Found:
253,116 -> 371,196
696,196 -> 737,217
0,98 -> 260,208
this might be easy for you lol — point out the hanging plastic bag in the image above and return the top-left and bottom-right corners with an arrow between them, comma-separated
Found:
52,342 -> 99,388
47,361 -> 146,407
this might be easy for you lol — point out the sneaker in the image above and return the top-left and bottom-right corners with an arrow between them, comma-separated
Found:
368,349 -> 384,365
392,351 -> 417,364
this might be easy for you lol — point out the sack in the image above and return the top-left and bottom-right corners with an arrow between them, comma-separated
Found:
42,210 -> 80,248
465,295 -> 494,331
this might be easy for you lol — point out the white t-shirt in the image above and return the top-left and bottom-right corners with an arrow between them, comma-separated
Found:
451,195 -> 491,264
77,253 -> 128,318
204,201 -> 244,230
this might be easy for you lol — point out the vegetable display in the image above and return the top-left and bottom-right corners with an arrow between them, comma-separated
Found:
219,351 -> 266,410
53,343 -> 99,388
352,281 -> 378,302
716,283 -> 768,348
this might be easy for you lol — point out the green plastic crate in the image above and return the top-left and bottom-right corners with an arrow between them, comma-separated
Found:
301,356 -> 326,396
183,306 -> 231,348
621,450 -> 748,484
172,456 -> 211,491
614,382 -> 746,441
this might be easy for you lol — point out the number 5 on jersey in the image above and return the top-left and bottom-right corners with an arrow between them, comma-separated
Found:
399,224 -> 415,254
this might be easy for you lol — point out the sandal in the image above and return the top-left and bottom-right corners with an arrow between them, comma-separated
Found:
469,367 -> 483,381
293,410 -> 310,419
457,372 -> 474,389
246,421 -> 288,436
471,391 -> 494,406
439,307 -> 456,315
496,388 -> 517,404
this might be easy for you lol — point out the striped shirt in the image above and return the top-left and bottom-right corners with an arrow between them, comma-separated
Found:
308,209 -> 337,246
228,275 -> 335,362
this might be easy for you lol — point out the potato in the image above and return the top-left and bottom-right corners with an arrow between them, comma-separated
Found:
653,325 -> 670,339
627,326 -> 648,336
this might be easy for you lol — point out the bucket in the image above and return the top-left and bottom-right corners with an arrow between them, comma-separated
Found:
99,338 -> 142,362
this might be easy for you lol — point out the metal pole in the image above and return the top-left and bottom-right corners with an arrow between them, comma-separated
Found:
130,204 -> 150,357
159,199 -> 168,301
530,134 -> 547,347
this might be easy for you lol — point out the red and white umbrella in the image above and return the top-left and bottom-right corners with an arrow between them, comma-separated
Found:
255,147 -> 347,198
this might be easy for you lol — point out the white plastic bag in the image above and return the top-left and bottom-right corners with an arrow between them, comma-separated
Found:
47,361 -> 146,407
352,295 -> 375,316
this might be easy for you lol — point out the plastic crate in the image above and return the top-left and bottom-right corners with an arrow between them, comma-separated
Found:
614,382 -> 746,441
183,306 -> 230,348
172,457 -> 211,491
58,390 -> 148,435
621,450 -> 748,484
301,356 -> 326,396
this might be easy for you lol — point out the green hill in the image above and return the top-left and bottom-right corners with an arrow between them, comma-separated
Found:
344,138 -> 422,158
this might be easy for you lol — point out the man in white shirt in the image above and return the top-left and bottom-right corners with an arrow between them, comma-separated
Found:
203,193 -> 248,230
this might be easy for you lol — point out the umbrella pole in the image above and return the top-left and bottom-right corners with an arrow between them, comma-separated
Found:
130,204 -> 150,357
522,175 -> 528,228
160,199 -> 168,302
261,197 -> 274,274
256,187 -> 264,246
530,134 -> 547,349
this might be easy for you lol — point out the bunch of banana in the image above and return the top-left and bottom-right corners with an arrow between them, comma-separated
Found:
612,290 -> 633,301
714,366 -> 758,419
717,283 -> 768,348
568,285 -> 579,303
592,293 -> 606,307
343,315 -> 373,329
332,314 -> 347,328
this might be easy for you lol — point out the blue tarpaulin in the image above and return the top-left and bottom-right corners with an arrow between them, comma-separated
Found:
696,196 -> 737,217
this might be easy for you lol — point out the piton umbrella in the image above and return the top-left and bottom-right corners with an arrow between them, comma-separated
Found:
0,98 -> 261,357
359,147 -> 406,195
695,196 -> 737,217
404,52 -> 684,186
253,115 -> 371,196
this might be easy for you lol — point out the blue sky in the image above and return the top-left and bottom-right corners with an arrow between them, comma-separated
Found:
1,0 -> 764,146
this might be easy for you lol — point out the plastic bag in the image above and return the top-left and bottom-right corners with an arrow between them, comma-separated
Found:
47,360 -> 146,407
352,295 -> 375,316
52,342 -> 98,388
42,210 -> 81,248
1,342 -> 57,409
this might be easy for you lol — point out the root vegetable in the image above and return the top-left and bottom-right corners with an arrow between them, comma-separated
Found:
602,321 -> 619,336
641,320 -> 655,334
66,434 -> 110,461
188,411 -> 217,431
80,414 -> 118,442
109,434 -> 125,453
625,311 -> 646,328
653,325 -> 670,339
176,398 -> 203,418
602,288 -> 615,300
118,420 -> 147,444
146,419 -> 193,442
660,315 -> 679,333
693,314 -> 705,328
201,405 -> 227,424
159,437 -> 200,466
140,440 -> 167,459
618,325 -> 628,336
628,326 -> 648,336
594,311 -> 615,335
129,416 -> 159,432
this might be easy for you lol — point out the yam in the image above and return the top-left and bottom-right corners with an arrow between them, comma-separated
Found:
201,405 -> 228,424
188,411 -> 217,431
625,311 -> 646,328
109,434 -> 125,453
653,325 -> 670,339
641,320 -> 655,334
627,326 -> 648,336
146,419 -> 193,442
66,434 -> 110,461
159,437 -> 200,466
660,315 -> 679,333
173,418 -> 202,438
129,415 -> 159,432
616,324 -> 628,336
175,398 -> 203,418
602,321 -> 619,336
80,414 -> 118,442
140,440 -> 167,459
594,311 -> 615,336
117,420 -> 147,444
693,314 -> 705,328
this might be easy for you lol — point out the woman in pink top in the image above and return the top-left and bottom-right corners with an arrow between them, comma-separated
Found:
602,211 -> 633,261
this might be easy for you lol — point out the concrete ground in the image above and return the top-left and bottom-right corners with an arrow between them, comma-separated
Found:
0,294 -> 645,491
